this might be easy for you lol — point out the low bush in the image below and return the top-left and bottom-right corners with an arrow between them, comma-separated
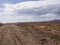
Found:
0,23 -> 3,26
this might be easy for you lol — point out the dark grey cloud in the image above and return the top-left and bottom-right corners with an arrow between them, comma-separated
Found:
47,5 -> 60,12
51,7 -> 60,15
17,7 -> 51,15
17,4 -> 60,17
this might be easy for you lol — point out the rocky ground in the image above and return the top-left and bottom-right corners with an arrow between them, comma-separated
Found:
0,22 -> 60,45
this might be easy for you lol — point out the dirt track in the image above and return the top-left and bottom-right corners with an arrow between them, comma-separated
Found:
0,23 -> 60,45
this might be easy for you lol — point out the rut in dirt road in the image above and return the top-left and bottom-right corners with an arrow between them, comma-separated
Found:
0,25 -> 24,45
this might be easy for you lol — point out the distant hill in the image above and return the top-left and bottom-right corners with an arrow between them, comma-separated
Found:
51,19 -> 60,22
52,19 -> 60,22
42,19 -> 60,23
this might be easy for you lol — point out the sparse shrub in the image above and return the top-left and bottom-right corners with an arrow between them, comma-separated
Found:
0,22 -> 3,26
51,34 -> 60,41
16,23 -> 21,26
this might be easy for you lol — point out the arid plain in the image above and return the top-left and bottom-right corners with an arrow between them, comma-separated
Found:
0,22 -> 60,45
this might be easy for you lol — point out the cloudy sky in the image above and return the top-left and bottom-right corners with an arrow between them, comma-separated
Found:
0,0 -> 60,23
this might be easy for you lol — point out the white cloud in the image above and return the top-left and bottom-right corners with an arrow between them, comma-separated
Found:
40,14 -> 55,17
0,14 -> 34,23
2,0 -> 60,14
3,0 -> 60,11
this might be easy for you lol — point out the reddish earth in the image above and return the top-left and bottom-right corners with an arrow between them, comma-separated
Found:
0,22 -> 60,45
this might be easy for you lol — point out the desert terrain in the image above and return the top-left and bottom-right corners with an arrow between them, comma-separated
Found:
0,22 -> 60,45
